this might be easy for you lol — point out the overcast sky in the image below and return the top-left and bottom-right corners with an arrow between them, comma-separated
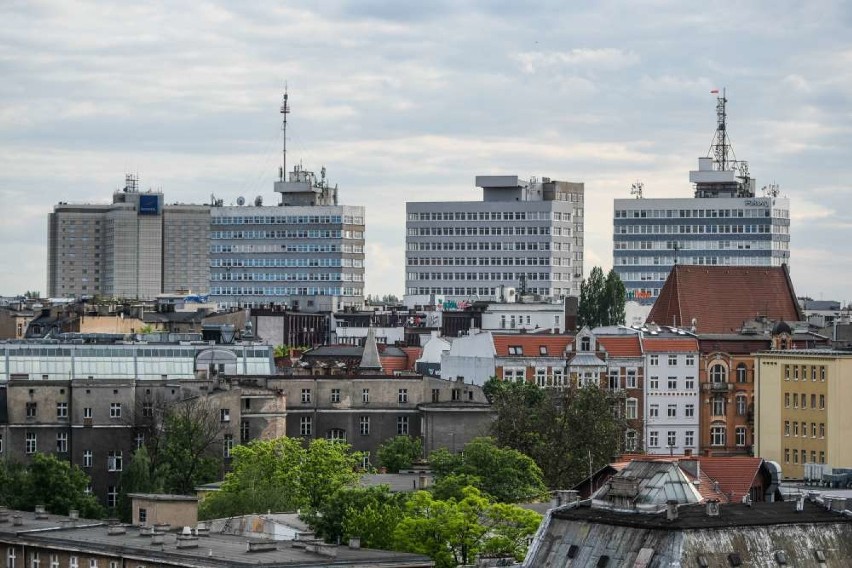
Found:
1,1 -> 850,301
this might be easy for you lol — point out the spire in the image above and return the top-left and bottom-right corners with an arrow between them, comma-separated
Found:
359,327 -> 383,372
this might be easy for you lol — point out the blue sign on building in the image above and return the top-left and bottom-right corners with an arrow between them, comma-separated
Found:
139,194 -> 159,215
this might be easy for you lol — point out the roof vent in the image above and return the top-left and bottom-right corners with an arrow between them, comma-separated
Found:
728,552 -> 742,566
706,500 -> 721,517
774,551 -> 788,565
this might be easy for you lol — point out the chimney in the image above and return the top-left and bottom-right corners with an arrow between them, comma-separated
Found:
666,500 -> 679,521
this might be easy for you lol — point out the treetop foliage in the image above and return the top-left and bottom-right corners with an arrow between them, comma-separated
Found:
578,267 -> 626,328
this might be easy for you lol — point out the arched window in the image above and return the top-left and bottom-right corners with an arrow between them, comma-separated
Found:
736,363 -> 747,383
710,364 -> 727,383
326,429 -> 347,442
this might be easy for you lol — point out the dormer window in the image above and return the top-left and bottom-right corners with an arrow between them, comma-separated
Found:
508,345 -> 523,356
581,337 -> 591,351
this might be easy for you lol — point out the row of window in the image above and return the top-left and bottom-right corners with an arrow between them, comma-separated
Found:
407,272 -> 555,281
212,272 -> 362,282
211,257 -> 363,268
615,207 -> 777,219
407,241 -> 555,252
408,226 -> 559,237
211,214 -> 363,225
647,429 -> 702,448
296,415 -> 409,437
784,421 -> 826,438
407,286 -> 562,296
615,223 -> 776,235
784,365 -> 827,382
709,394 -> 750,417
24,402 -> 123,420
709,425 -> 749,447
5,549 -> 130,568
614,239 -> 775,251
784,392 -> 826,409
208,286 -> 363,296
299,388 -> 411,404
648,377 -> 697,391
211,230 -> 363,240
210,243 -> 364,254
408,211 -> 571,222
407,256 -> 557,266
785,448 -> 826,465
648,403 -> 696,420
616,256 -> 779,267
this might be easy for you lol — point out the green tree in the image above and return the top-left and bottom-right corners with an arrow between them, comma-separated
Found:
199,437 -> 364,520
490,383 -> 627,489
429,438 -> 546,503
158,398 -> 224,495
0,454 -> 104,518
578,266 -> 626,328
377,436 -> 422,473
118,447 -> 163,522
309,486 -> 408,549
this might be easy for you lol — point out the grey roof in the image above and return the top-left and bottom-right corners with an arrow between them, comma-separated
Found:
592,460 -> 701,512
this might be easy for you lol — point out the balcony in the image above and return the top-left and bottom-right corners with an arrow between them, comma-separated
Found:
703,382 -> 733,392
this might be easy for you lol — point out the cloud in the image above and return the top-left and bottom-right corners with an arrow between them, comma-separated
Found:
513,48 -> 640,74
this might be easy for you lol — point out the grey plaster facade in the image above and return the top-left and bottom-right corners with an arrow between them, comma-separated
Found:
405,175 -> 584,305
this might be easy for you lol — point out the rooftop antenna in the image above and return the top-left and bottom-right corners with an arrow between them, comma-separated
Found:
279,86 -> 290,182
708,88 -> 737,172
630,181 -> 644,199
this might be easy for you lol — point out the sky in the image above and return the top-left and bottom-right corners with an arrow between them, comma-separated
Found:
1,1 -> 850,302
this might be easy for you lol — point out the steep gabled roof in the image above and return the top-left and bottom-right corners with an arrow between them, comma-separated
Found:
697,456 -> 764,503
647,265 -> 803,334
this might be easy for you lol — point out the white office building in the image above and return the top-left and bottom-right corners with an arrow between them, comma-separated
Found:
405,175 -> 584,307
612,94 -> 791,304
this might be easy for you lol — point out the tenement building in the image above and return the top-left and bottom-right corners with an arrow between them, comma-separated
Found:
405,175 -> 584,307
613,93 -> 791,304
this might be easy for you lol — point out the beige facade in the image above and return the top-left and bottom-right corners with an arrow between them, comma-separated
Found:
129,494 -> 198,527
755,351 -> 852,479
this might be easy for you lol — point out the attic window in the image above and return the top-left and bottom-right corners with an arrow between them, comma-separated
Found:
508,346 -> 523,356
581,337 -> 591,351
728,553 -> 742,566
540,346 -> 548,355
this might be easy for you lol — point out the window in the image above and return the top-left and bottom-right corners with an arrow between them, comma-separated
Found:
539,345 -> 548,356
241,420 -> 250,443
649,376 -> 659,390
26,402 -> 37,418
330,389 -> 341,403
820,394 -> 825,409
301,389 -> 312,404
793,449 -> 799,464
362,389 -> 370,403
736,363 -> 747,383
625,398 -> 637,420
222,434 -> 234,458
650,355 -> 659,366
793,421 -> 799,436
8,548 -> 16,568
138,507 -> 147,524
811,422 -> 817,438
685,431 -> 694,447
793,393 -> 799,407
649,404 -> 659,418
134,432 -> 145,449
109,403 -> 122,418
299,416 -> 312,436
580,337 -> 591,351
326,429 -> 346,442
431,389 -> 440,403
397,416 -> 409,435
83,407 -> 92,419
107,450 -> 123,472
553,368 -> 565,386
811,394 -> 817,409
608,370 -> 619,390
820,366 -> 826,381
142,402 -> 154,417
626,369 -> 637,388
56,432 -> 68,453
784,421 -> 790,436
56,402 -> 68,419
685,355 -> 695,366
89,560 -> 97,568
684,404 -> 695,418
710,364 -> 726,383
710,426 -> 726,447
69,558 -> 78,568
712,396 -> 725,416
735,426 -> 747,447
685,377 -> 695,390
667,404 -> 677,418
49,555 -> 58,568
811,366 -> 817,381
736,394 -> 747,416
83,449 -> 93,468
107,486 -> 117,509
667,377 -> 677,390
398,389 -> 409,403
29,553 -> 38,568
668,355 -> 677,366
820,451 -> 825,464
819,423 -> 825,438
802,393 -> 808,409
360,416 -> 370,436
667,431 -> 676,448
25,432 -> 37,454
535,368 -> 547,387
649,431 -> 659,447
784,393 -> 790,407
625,430 -> 637,452
220,408 -> 230,422
784,448 -> 790,463
784,365 -> 790,380
508,345 -> 523,355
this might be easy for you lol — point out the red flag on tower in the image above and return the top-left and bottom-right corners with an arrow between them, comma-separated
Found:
710,89 -> 720,94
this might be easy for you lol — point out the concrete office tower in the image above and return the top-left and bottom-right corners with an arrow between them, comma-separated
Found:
47,175 -> 208,300
405,175 -> 584,307
208,92 -> 366,310
613,92 -> 791,304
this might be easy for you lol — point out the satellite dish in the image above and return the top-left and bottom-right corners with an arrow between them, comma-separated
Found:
236,196 -> 245,206
254,196 -> 263,206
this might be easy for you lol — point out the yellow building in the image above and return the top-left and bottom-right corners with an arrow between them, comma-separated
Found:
755,350 -> 852,479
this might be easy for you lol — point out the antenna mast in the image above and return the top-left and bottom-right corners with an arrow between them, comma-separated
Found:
710,88 -> 735,172
279,87 -> 290,181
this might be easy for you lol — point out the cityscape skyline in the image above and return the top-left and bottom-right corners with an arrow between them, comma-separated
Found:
1,2 -> 850,301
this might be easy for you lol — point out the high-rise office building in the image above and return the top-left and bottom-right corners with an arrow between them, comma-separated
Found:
405,175 -> 584,306
47,176 -> 209,299
613,92 -> 791,304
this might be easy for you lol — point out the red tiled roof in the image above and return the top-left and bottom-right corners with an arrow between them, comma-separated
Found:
647,265 -> 803,334
379,354 -> 409,373
596,336 -> 642,357
493,334 -> 573,357
400,346 -> 423,369
696,456 -> 763,502
642,337 -> 699,353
